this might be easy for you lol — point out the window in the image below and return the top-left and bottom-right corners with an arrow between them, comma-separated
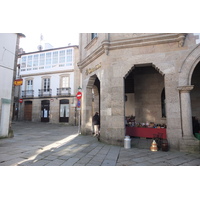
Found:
39,53 -> 45,66
61,76 -> 69,88
21,56 -> 27,68
43,78 -> 50,92
26,80 -> 33,90
33,55 -> 39,67
27,55 -> 32,68
91,33 -> 97,40
25,79 -> 33,97
46,52 -> 52,65
66,49 -> 72,66
52,51 -> 58,64
58,50 -> 65,64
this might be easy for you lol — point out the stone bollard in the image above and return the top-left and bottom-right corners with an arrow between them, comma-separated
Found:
124,136 -> 131,149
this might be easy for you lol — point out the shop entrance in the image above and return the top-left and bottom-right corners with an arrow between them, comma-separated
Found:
41,100 -> 50,122
24,101 -> 32,121
191,61 -> 200,138
59,99 -> 69,122
124,64 -> 166,139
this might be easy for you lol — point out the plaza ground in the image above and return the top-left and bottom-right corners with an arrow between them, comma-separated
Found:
0,121 -> 200,166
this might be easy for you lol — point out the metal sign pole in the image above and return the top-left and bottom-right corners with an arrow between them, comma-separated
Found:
78,109 -> 81,134
76,88 -> 82,134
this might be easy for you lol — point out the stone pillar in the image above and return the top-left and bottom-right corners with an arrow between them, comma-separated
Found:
177,85 -> 194,139
81,83 -> 93,135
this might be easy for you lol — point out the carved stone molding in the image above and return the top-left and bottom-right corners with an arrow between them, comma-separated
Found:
78,33 -> 187,70
109,33 -> 187,50
84,37 -> 98,50
85,63 -> 101,75
177,85 -> 194,92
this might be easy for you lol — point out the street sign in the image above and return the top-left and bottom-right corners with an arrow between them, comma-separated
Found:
14,79 -> 23,86
76,91 -> 82,99
77,100 -> 81,107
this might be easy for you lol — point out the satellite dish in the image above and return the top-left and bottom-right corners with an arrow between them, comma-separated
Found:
37,45 -> 43,51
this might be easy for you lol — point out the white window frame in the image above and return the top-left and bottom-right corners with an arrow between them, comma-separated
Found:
42,77 -> 51,92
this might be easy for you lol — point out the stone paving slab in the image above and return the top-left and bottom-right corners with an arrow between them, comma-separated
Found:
0,121 -> 200,166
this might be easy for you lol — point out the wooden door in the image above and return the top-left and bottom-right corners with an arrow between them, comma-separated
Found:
24,101 -> 32,121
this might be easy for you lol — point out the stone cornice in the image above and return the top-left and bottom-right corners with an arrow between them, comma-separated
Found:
109,33 -> 187,49
78,45 -> 105,70
78,33 -> 187,70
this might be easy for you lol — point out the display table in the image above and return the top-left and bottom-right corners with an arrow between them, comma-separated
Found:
126,127 -> 167,139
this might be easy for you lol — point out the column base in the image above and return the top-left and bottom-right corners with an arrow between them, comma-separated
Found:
180,137 -> 200,153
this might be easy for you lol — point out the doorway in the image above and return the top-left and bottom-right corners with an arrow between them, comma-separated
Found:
191,61 -> 200,136
41,100 -> 50,122
24,101 -> 32,121
59,99 -> 69,122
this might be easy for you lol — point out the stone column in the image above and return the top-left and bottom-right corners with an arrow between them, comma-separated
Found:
177,85 -> 194,139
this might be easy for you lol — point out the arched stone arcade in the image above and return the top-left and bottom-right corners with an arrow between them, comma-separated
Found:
178,44 -> 200,152
81,74 -> 100,135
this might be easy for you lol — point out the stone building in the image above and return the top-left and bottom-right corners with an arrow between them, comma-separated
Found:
78,33 -> 200,153
18,45 -> 80,125
0,33 -> 25,138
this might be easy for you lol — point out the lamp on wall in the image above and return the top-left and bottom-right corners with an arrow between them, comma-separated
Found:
78,86 -> 82,92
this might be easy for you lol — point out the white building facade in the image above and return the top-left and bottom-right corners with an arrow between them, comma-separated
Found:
18,45 -> 80,124
0,33 -> 24,138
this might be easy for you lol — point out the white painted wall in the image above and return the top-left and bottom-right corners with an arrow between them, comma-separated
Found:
0,33 -> 17,98
0,33 -> 17,137
21,72 -> 75,97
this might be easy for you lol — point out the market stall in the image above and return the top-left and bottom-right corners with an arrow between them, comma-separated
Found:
125,117 -> 167,139
126,126 -> 167,139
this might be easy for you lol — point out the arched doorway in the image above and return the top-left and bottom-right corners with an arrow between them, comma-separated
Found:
82,74 -> 100,135
191,61 -> 200,137
92,78 -> 100,115
124,64 -> 166,140
178,44 -> 200,152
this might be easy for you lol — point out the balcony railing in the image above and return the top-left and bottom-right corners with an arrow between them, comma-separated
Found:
22,90 -> 34,98
38,89 -> 52,97
57,87 -> 71,96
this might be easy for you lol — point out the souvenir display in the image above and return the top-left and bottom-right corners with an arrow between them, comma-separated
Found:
125,116 -> 166,129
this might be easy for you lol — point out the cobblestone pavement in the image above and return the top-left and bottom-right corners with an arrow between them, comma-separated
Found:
0,121 -> 200,166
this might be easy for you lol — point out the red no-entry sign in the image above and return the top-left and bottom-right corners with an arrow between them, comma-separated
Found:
76,92 -> 82,99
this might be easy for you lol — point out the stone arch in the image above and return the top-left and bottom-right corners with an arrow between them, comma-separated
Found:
179,44 -> 200,86
123,63 -> 165,78
177,44 -> 200,152
86,74 -> 98,89
81,74 -> 101,135
124,63 -> 165,124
